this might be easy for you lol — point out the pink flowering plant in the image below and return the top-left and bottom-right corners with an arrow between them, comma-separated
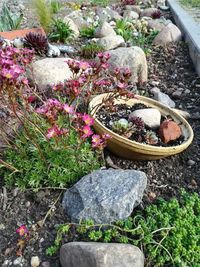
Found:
1,48 -> 134,189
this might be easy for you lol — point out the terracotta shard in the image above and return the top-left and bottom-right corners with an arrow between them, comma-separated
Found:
159,119 -> 182,144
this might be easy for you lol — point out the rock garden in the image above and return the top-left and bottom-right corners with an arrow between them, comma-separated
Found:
0,0 -> 200,267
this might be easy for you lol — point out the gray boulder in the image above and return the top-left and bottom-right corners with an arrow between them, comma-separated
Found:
94,22 -> 116,38
124,5 -> 141,15
62,169 -> 147,223
63,17 -> 79,38
30,58 -> 72,91
60,242 -> 145,267
153,23 -> 182,46
97,35 -> 125,50
108,47 -> 148,84
66,10 -> 87,30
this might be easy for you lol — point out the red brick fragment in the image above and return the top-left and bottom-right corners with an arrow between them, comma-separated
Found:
159,119 -> 182,144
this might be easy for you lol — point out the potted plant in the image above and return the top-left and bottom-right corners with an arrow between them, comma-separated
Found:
89,93 -> 194,160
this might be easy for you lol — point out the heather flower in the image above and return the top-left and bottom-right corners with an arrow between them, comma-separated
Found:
82,114 -> 94,126
16,225 -> 29,237
82,125 -> 93,139
27,95 -> 37,103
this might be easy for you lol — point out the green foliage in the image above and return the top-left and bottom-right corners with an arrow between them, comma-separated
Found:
1,119 -> 100,189
115,19 -> 133,42
180,0 -> 200,8
47,191 -> 200,267
32,0 -> 52,33
90,0 -> 109,7
115,19 -> 159,54
49,0 -> 63,14
81,42 -> 105,58
49,18 -> 74,43
80,26 -> 96,38
0,3 -> 23,31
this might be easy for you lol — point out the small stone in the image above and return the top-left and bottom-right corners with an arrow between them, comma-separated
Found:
25,201 -> 31,208
187,160 -> 195,166
13,38 -> 24,48
0,223 -> 5,230
191,179 -> 197,187
47,44 -> 61,57
172,90 -> 182,99
31,256 -> 40,267
184,89 -> 190,94
13,257 -> 25,266
141,8 -> 159,17
41,261 -> 50,267
129,108 -> 161,129
150,87 -> 175,108
159,5 -> 170,11
159,120 -> 182,144
56,45 -> 76,55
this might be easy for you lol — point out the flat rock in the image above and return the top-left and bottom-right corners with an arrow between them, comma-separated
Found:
60,242 -> 145,267
108,47 -> 148,84
97,35 -> 125,50
30,58 -> 72,91
129,108 -> 161,129
94,22 -> 116,38
62,169 -> 147,223
148,19 -> 166,31
153,23 -> 182,46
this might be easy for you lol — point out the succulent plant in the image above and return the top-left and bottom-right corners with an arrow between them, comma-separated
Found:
121,0 -> 137,5
24,32 -> 48,55
145,130 -> 158,145
151,10 -> 162,19
112,119 -> 129,134
129,116 -> 145,132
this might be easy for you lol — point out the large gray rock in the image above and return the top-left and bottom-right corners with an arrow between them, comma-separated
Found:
31,58 -> 72,91
124,5 -> 141,15
94,22 -> 116,38
153,23 -> 182,46
108,47 -> 148,84
60,242 -> 145,267
62,169 -> 147,223
97,35 -> 125,51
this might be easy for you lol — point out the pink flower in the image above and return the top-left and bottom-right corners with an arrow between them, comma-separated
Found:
82,125 -> 93,139
82,114 -> 94,126
102,133 -> 111,140
79,61 -> 90,70
63,104 -> 74,114
46,125 -> 61,139
103,52 -> 111,60
16,225 -> 29,237
92,134 -> 102,148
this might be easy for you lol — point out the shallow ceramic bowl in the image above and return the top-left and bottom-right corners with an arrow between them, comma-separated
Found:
89,93 -> 194,160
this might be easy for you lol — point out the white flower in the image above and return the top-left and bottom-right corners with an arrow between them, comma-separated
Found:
86,17 -> 93,24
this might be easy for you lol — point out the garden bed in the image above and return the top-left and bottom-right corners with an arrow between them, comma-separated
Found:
0,0 -> 200,267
